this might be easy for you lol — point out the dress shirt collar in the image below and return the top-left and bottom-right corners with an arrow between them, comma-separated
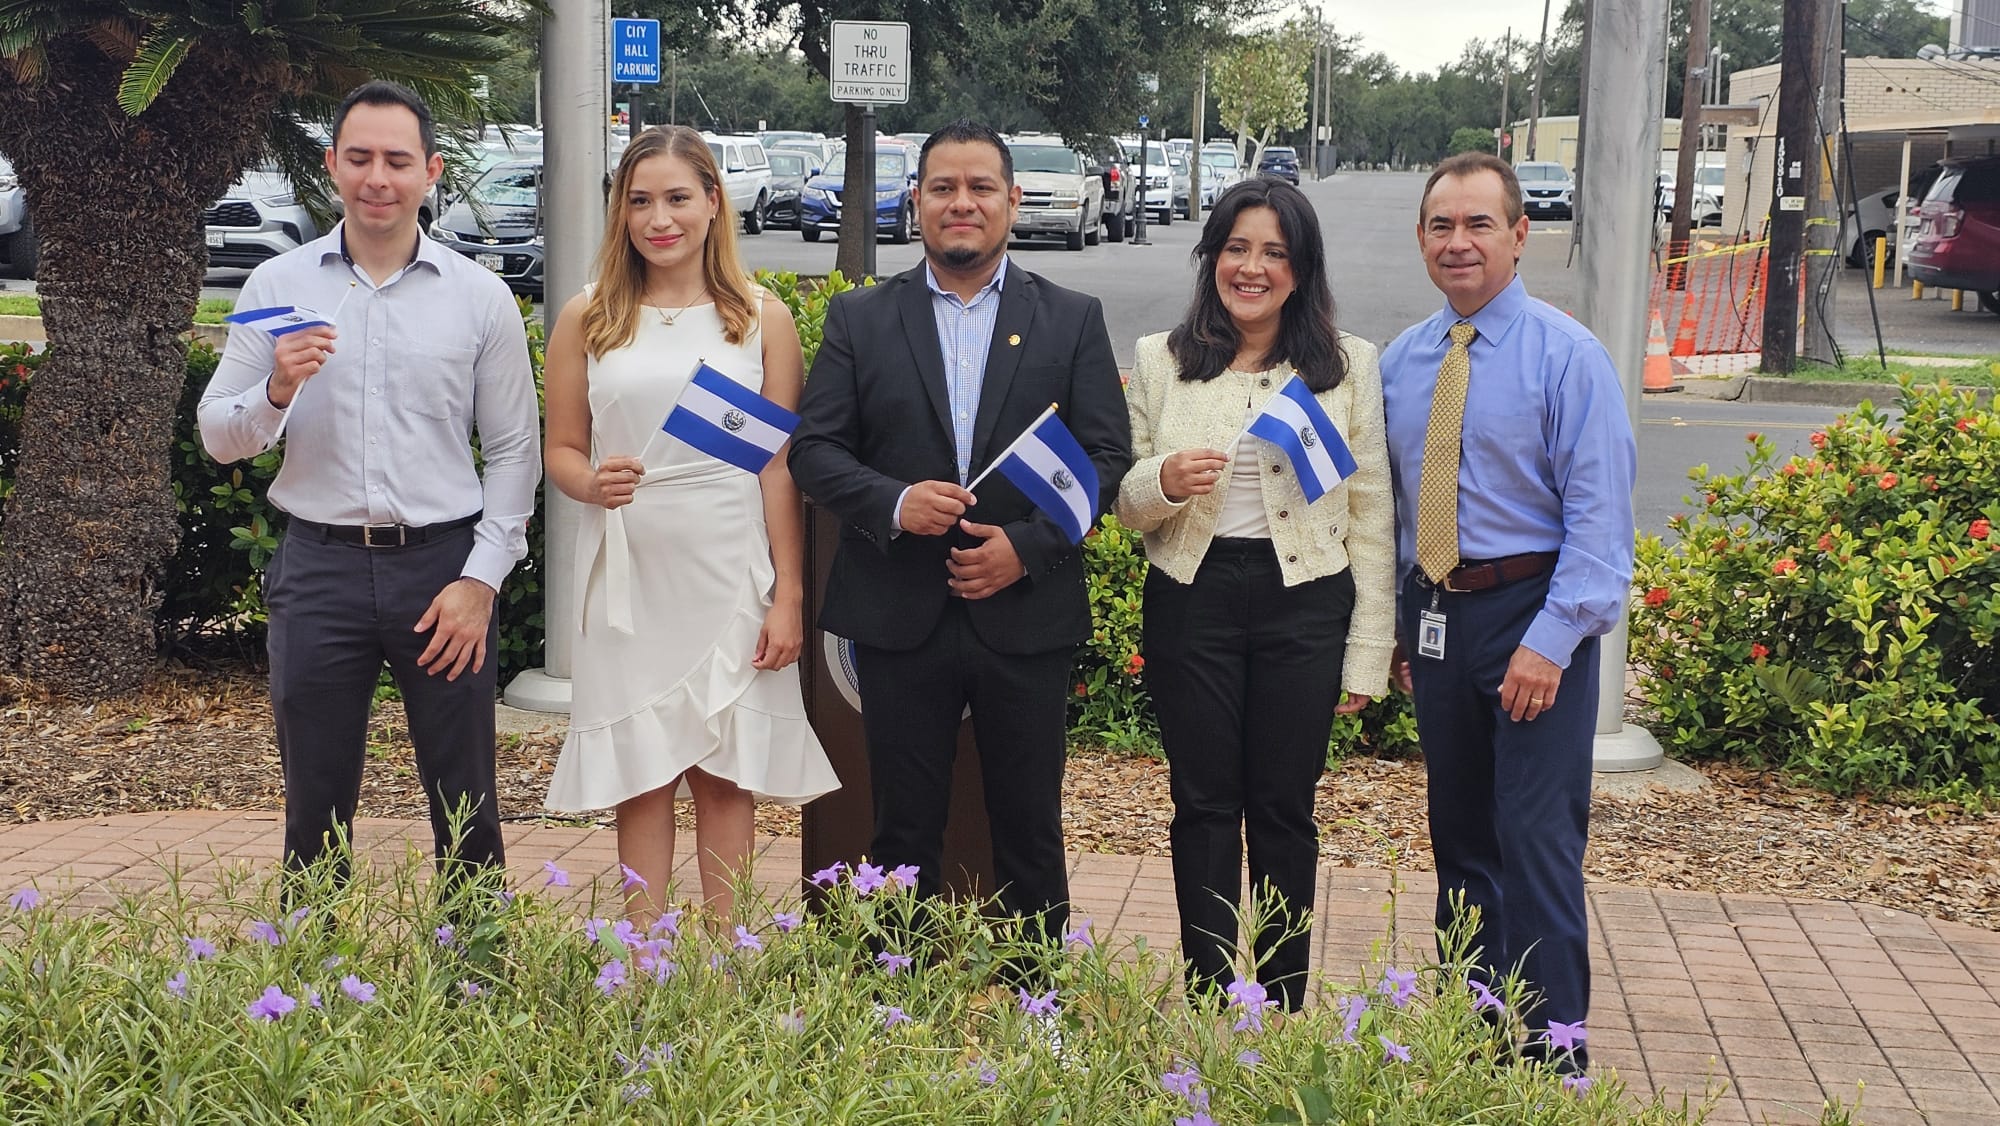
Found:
1430,272 -> 1528,349
313,220 -> 447,277
922,254 -> 1009,304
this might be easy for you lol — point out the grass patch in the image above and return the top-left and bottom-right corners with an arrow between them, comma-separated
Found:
1782,355 -> 2000,387
0,295 -> 235,324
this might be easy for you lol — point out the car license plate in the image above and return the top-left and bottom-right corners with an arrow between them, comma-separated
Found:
1535,201 -> 1551,208
205,230 -> 225,249
476,253 -> 504,273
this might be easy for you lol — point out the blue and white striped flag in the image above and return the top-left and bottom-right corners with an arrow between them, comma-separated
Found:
660,362 -> 799,474
974,404 -> 1100,544
1244,375 -> 1357,504
224,305 -> 333,337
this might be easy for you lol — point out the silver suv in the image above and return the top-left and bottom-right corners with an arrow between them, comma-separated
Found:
702,134 -> 774,234
1006,138 -> 1106,251
0,153 -> 35,278
203,161 -> 327,271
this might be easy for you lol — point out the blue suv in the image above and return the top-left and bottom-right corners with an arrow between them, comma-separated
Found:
800,143 -> 916,244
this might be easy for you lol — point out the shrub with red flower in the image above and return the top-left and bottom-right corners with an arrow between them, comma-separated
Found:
1643,587 -> 1669,608
1973,519 -> 1991,541
1750,643 -> 1769,661
1771,559 -> 1798,576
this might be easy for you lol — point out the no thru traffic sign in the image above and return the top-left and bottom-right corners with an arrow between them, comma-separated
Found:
828,21 -> 910,104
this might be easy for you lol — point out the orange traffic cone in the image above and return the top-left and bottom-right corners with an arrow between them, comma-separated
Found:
1668,294 -> 1701,358
1644,308 -> 1683,394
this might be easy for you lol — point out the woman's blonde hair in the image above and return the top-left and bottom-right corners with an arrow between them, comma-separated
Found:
583,125 -> 758,358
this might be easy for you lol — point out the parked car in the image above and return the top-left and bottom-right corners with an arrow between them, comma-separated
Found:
757,130 -> 821,154
0,153 -> 35,279
1166,137 -> 1194,162
1118,138 -> 1174,226
895,132 -> 930,151
1655,171 -> 1721,227
701,133 -> 773,234
765,150 -> 809,231
203,160 -> 328,271
1514,161 -> 1574,220
799,143 -> 916,244
1257,145 -> 1301,184
768,137 -> 833,175
1085,141 -> 1133,242
1198,151 -> 1243,206
1841,165 -> 1942,268
1169,152 -> 1193,219
1006,139 -> 1105,250
1905,155 -> 2000,313
430,159 -> 543,295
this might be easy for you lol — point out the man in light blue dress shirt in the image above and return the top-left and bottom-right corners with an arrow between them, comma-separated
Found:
198,82 -> 540,897
1380,152 -> 1636,1075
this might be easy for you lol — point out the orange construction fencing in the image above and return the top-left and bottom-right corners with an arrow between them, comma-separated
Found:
1650,237 -> 1773,357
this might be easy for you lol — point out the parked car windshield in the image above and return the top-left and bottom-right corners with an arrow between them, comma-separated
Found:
1009,145 -> 1081,175
1264,147 -> 1297,160
472,164 -> 538,208
768,152 -> 807,177
1516,163 -> 1568,184
1203,153 -> 1239,170
1693,166 -> 1725,189
829,147 -> 910,180
1937,162 -> 2000,204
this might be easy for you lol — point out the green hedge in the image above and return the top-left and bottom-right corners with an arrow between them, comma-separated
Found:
0,272 -> 1414,763
1632,378 -> 2000,795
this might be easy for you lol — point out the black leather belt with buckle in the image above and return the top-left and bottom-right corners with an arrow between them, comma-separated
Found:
1436,551 -> 1560,593
289,513 -> 481,549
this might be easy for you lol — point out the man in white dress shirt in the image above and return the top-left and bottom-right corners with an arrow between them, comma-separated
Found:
198,81 -> 541,891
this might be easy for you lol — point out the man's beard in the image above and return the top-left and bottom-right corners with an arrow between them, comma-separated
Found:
938,243 -> 997,270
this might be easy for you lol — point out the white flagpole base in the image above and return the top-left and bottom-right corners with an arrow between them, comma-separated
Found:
1591,722 -> 1664,772
503,667 -> 572,714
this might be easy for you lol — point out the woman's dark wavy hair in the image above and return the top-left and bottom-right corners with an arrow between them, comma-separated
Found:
1166,177 -> 1347,392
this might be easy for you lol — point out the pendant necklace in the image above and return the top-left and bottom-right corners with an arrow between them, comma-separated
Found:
654,287 -> 709,327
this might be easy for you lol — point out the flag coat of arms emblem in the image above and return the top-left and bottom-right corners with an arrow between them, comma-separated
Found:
660,362 -> 800,474
1244,375 -> 1358,504
224,305 -> 333,337
981,405 -> 1100,544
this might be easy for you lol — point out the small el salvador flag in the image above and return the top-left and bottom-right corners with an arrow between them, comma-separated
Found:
660,362 -> 799,474
1245,375 -> 1357,504
224,305 -> 333,337
981,405 -> 1100,544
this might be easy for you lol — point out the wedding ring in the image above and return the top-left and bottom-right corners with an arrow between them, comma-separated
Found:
1529,697 -> 1544,705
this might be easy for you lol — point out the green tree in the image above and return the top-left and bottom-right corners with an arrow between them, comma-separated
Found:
1210,22 -> 1313,165
0,1 -> 525,697
1448,126 -> 1497,155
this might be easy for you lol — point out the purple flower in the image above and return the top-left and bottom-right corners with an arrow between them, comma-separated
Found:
732,926 -> 763,953
8,887 -> 42,911
596,959 -> 628,995
621,1082 -> 652,1103
1063,920 -> 1095,951
778,1009 -> 806,1034
650,910 -> 683,939
1018,988 -> 1059,1018
888,863 -> 920,890
246,985 -> 297,1021
1379,1035 -> 1410,1063
1174,1115 -> 1217,1126
1542,1019 -> 1588,1054
165,971 -> 188,999
1338,995 -> 1368,1043
542,860 -> 571,887
1236,1049 -> 1262,1067
809,862 -> 847,887
460,980 -> 484,999
708,953 -> 727,972
584,918 -> 611,945
1226,977 -> 1279,1033
1160,1066 -> 1202,1100
877,950 -> 914,976
249,920 -> 285,947
850,862 -> 888,896
321,955 -> 344,970
773,911 -> 802,933
977,1062 -> 998,1085
308,990 -> 323,1010
611,920 -> 640,948
340,975 -> 376,1003
619,864 -> 649,892
1469,979 -> 1506,1014
183,936 -> 217,962
881,1005 -> 911,1030
492,888 -> 517,907
288,906 -> 310,926
1563,1074 -> 1594,1095
434,924 -> 456,947
1378,967 -> 1417,1009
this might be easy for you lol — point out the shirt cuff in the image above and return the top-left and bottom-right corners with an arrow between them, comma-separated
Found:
1520,612 -> 1585,671
245,376 -> 291,439
889,485 -> 912,537
461,541 -> 516,594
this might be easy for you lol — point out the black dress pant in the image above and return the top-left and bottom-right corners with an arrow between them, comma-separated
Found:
1401,570 -> 1595,1054
1144,539 -> 1354,1010
265,523 -> 505,889
854,600 -> 1075,945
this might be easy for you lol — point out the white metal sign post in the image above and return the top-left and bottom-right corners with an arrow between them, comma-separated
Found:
828,21 -> 910,280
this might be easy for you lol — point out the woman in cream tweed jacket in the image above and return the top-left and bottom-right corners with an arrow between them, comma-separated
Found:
1115,178 -> 1396,1011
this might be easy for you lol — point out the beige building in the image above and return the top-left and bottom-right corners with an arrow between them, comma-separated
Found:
1722,56 -> 2000,236
1504,115 -> 1690,171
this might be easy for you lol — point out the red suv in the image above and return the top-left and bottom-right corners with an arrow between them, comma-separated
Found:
1906,155 -> 2000,313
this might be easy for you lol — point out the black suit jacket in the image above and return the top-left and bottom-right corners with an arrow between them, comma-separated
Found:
789,261 -> 1132,655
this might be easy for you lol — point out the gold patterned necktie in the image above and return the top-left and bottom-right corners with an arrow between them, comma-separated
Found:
1416,322 -> 1477,584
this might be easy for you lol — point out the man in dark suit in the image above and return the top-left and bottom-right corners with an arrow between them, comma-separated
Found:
789,120 -> 1131,946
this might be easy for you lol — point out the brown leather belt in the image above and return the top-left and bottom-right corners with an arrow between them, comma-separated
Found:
1438,550 -> 1559,593
289,513 -> 480,549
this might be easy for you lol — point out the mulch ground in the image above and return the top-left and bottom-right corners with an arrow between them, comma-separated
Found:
3,670 -> 1996,931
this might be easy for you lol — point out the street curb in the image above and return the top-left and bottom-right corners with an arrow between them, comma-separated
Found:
1,315 -> 228,350
1676,375 -> 1993,408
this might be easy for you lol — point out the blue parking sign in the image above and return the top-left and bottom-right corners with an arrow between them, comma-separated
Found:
612,18 -> 661,84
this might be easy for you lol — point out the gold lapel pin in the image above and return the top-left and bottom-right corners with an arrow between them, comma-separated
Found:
1008,334 -> 1021,346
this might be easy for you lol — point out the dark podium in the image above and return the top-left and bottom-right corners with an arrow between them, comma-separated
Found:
797,503 -> 996,899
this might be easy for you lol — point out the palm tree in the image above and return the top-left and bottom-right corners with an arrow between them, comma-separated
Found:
0,1 -> 526,696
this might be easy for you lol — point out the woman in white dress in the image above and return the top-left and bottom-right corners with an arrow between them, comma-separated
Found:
543,125 -> 837,924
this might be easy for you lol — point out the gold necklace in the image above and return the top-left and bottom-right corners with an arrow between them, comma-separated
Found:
652,287 -> 709,327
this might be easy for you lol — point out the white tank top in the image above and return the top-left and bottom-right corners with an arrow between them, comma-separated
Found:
1212,405 -> 1271,539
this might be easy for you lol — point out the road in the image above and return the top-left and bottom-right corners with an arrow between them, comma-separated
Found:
16,170 -> 1850,535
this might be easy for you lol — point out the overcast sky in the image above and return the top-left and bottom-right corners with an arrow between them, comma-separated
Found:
1324,0 -> 1953,76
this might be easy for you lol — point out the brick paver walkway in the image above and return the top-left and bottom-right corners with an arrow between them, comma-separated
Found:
3,812 -> 1996,1125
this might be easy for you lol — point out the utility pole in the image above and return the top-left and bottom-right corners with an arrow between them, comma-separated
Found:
1761,0 -> 1824,373
1497,28 -> 1512,158
1192,65 -> 1205,222
1526,0 -> 1552,159
1669,0 -> 1713,281
1801,0 -> 1843,363
1578,0 -> 1669,771
1309,9 -> 1321,179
